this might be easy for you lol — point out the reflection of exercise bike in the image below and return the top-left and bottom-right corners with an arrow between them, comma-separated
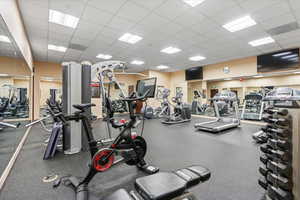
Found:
162,91 -> 191,124
191,90 -> 208,114
111,99 -> 127,113
54,62 -> 159,200
0,97 -> 20,131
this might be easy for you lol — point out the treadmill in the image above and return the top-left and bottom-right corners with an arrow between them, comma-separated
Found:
241,92 -> 265,120
194,90 -> 240,133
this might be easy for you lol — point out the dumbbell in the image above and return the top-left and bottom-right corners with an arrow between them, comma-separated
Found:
252,130 -> 268,144
258,177 -> 268,190
267,185 -> 293,200
261,126 -> 291,138
260,144 -> 291,162
262,116 -> 290,126
267,139 -> 290,151
260,154 -> 280,165
266,172 -> 292,191
264,109 -> 288,116
267,161 -> 292,178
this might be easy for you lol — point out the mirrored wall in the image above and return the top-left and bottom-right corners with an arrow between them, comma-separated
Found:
0,16 -> 31,175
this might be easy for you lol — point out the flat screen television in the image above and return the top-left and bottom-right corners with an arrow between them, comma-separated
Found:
136,77 -> 157,98
257,48 -> 299,72
185,66 -> 203,81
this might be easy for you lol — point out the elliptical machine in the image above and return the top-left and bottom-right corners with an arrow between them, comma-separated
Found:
161,91 -> 191,124
54,61 -> 159,200
191,90 -> 208,114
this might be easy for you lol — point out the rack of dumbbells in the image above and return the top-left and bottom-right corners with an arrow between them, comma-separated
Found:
257,87 -> 300,200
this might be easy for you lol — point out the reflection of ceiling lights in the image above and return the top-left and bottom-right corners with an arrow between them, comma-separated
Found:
223,16 -> 256,32
253,75 -> 264,78
272,51 -> 292,57
294,71 -> 300,74
248,37 -> 275,47
96,54 -> 112,59
189,55 -> 206,61
131,60 -> 144,65
49,9 -> 79,28
156,65 -> 169,69
288,57 -> 299,62
48,44 -> 67,52
224,78 -> 232,80
281,54 -> 298,59
161,47 -> 181,54
0,74 -> 9,77
0,35 -> 11,43
182,0 -> 205,7
118,33 -> 143,44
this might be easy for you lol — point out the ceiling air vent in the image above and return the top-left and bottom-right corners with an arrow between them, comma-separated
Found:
68,43 -> 87,51
267,22 -> 299,36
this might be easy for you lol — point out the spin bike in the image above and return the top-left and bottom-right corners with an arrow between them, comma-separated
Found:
54,91 -> 159,200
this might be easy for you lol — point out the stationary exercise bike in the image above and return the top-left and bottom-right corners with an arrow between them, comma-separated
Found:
54,61 -> 159,200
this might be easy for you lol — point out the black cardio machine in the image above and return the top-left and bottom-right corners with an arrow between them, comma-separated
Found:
54,75 -> 159,200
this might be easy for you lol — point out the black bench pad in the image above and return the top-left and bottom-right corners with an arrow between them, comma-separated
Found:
103,189 -> 133,200
135,172 -> 187,200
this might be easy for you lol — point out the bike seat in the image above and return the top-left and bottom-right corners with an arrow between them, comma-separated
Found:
73,103 -> 96,111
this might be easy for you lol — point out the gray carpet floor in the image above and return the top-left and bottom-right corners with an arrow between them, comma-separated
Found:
0,117 -> 264,200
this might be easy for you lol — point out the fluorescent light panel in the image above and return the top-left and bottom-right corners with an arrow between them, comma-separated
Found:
48,44 -> 67,52
182,0 -> 205,7
281,54 -> 298,59
253,75 -> 264,78
161,46 -> 181,54
96,54 -> 112,59
49,9 -> 79,28
189,55 -> 206,61
0,35 -> 11,43
131,60 -> 144,65
118,33 -> 143,44
224,78 -> 232,80
248,37 -> 275,47
223,16 -> 256,32
272,51 -> 292,57
156,65 -> 169,69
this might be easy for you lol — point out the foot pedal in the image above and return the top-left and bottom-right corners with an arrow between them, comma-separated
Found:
138,164 -> 159,174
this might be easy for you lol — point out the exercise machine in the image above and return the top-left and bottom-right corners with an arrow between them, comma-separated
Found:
161,91 -> 191,124
143,88 -> 171,119
191,90 -> 208,114
53,76 -> 159,200
241,92 -> 265,120
255,87 -> 300,200
194,90 -> 240,133
103,165 -> 211,200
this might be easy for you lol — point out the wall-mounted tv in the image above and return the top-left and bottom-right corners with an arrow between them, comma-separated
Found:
185,66 -> 203,81
257,48 -> 299,72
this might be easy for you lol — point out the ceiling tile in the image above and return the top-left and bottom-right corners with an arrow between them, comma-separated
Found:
88,0 -> 127,14
259,13 -> 296,30
130,0 -> 167,10
115,1 -> 151,22
72,20 -> 103,40
49,0 -> 85,17
106,16 -> 136,32
239,0 -> 281,13
194,0 -> 236,18
154,0 -> 191,20
173,11 -> 205,27
81,6 -> 114,26
252,1 -> 291,22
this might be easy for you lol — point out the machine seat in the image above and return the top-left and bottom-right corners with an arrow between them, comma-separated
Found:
135,172 -> 186,200
73,103 -> 95,111
135,165 -> 211,200
103,189 -> 133,200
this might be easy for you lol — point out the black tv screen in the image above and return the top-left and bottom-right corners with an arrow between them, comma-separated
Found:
257,48 -> 299,72
185,66 -> 203,81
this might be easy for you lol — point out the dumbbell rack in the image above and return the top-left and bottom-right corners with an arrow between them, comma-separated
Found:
258,106 -> 300,200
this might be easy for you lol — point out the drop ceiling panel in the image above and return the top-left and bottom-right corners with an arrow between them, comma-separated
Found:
49,0 -> 85,17
115,1 -> 151,22
252,1 -> 291,22
88,0 -> 127,14
106,16 -> 136,32
81,6 -> 114,26
130,0 -> 167,10
239,0 -> 281,13
154,0 -> 191,20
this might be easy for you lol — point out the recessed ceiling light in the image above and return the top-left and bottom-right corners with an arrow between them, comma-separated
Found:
222,16 -> 256,32
248,37 -> 275,47
48,44 -> 67,52
253,75 -> 264,78
156,65 -> 169,69
272,51 -> 292,57
96,54 -> 112,60
161,47 -> 181,54
182,0 -> 205,7
224,78 -> 232,81
49,9 -> 79,28
118,33 -> 143,44
189,55 -> 206,61
281,54 -> 298,59
131,60 -> 144,65
0,35 -> 11,43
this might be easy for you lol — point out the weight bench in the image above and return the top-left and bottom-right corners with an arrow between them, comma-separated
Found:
103,165 -> 211,200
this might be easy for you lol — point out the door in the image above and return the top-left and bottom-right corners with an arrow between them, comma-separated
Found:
210,89 -> 218,98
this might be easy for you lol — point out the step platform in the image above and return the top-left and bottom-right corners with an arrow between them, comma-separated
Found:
103,165 -> 211,200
